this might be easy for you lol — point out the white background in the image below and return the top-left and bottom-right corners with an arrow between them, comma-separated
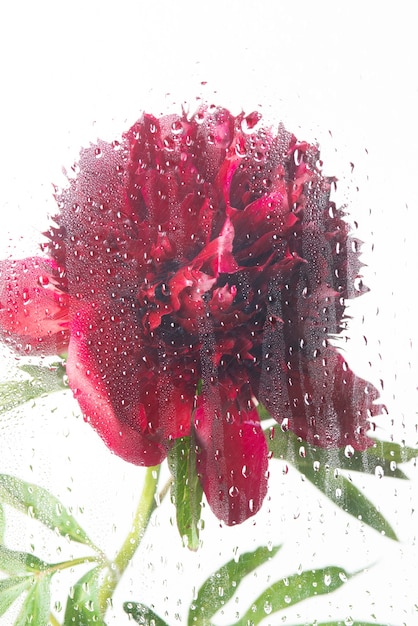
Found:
1,1 -> 418,624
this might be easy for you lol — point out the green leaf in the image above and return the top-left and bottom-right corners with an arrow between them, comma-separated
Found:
0,503 -> 5,543
63,566 -> 107,626
0,362 -> 67,415
0,474 -> 97,549
287,622 -> 397,626
188,544 -> 281,626
304,464 -> 397,540
14,574 -> 51,626
267,421 -> 417,481
267,426 -> 399,539
366,438 -> 418,471
123,602 -> 170,626
0,576 -> 33,617
0,545 -> 51,575
232,566 -> 352,626
167,436 -> 203,551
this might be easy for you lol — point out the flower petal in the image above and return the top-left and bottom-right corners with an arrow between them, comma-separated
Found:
194,391 -> 268,525
66,304 -> 195,465
259,345 -> 382,451
0,257 -> 69,354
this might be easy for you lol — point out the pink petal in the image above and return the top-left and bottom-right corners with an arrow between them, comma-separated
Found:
0,257 -> 69,354
66,305 -> 194,465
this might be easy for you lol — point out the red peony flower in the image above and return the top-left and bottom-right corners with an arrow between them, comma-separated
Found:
0,105 -> 383,525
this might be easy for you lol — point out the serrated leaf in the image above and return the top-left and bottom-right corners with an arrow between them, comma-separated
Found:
188,544 -> 281,626
167,436 -> 203,551
232,566 -> 351,626
0,576 -> 33,617
14,574 -> 51,626
63,565 -> 107,625
0,545 -> 51,575
0,362 -> 67,415
123,602 -> 170,626
0,474 -> 97,549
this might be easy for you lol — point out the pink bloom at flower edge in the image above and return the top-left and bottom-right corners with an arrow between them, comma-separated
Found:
0,257 -> 69,354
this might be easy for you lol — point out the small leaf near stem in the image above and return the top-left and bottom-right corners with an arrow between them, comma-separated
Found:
168,436 -> 203,551
63,566 -> 107,626
0,474 -> 102,553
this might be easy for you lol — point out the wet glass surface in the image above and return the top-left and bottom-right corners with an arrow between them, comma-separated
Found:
1,2 -> 417,624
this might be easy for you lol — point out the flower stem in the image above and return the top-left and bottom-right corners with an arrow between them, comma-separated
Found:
97,465 -> 161,614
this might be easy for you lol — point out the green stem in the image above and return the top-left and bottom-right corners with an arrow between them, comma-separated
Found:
48,554 -> 102,574
97,465 -> 161,614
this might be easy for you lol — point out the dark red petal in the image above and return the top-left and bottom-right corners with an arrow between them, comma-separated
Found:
194,392 -> 268,525
0,257 -> 69,354
260,345 -> 382,451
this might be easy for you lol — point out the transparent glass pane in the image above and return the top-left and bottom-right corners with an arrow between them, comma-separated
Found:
1,2 -> 417,625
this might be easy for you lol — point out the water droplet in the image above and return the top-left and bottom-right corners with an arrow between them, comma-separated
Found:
281,417 -> 289,432
344,445 -> 354,458
235,141 -> 247,157
263,601 -> 272,615
353,277 -> 363,292
38,274 -> 50,286
171,120 -> 184,135
293,149 -> 302,166
375,465 -> 384,479
229,486 -> 239,498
